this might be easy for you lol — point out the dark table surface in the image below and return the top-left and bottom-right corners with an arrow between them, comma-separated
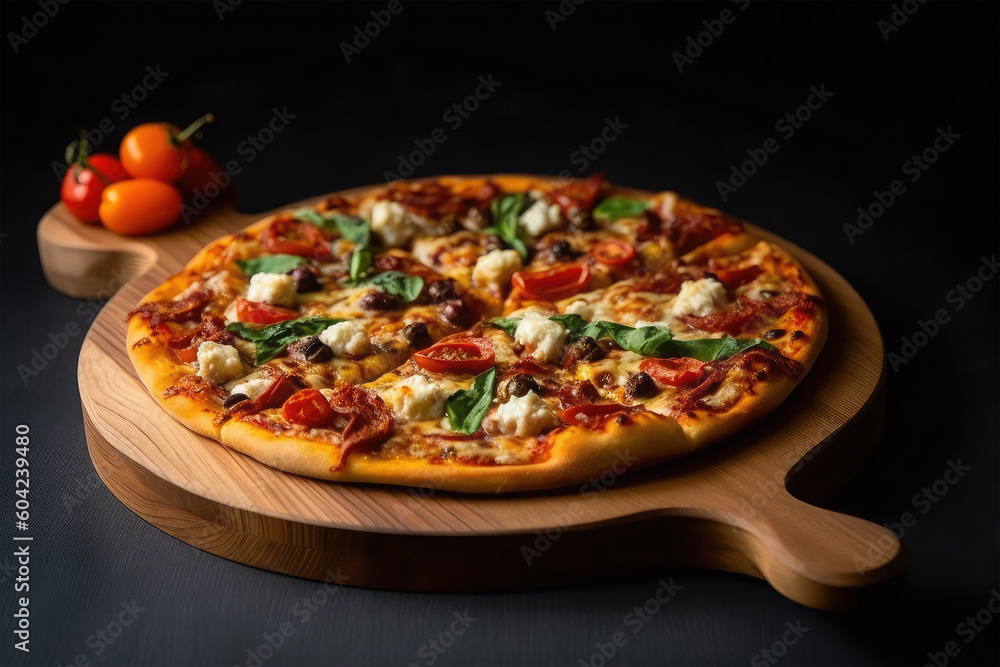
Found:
2,2 -> 998,666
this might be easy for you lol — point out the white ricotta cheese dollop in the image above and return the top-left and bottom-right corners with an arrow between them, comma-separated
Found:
381,375 -> 453,422
513,309 -> 569,363
228,376 -> 271,401
245,272 -> 296,307
493,391 -> 558,437
671,278 -> 729,318
518,196 -> 564,238
319,320 -> 371,357
472,249 -> 522,287
196,342 -> 243,384
371,200 -> 422,247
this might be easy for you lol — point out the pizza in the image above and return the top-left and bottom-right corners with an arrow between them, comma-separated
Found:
126,174 -> 827,493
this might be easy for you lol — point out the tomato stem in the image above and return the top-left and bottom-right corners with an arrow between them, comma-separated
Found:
65,132 -> 112,185
174,113 -> 215,144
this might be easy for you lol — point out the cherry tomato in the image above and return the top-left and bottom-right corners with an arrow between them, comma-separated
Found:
283,389 -> 334,428
559,403 -> 629,427
234,298 -> 300,325
592,239 -> 636,267
262,219 -> 332,260
414,338 -> 495,374
710,265 -> 763,290
177,147 -> 229,199
60,153 -> 128,224
512,263 -> 591,302
551,172 -> 605,214
639,358 -> 705,387
119,113 -> 214,182
98,179 -> 182,235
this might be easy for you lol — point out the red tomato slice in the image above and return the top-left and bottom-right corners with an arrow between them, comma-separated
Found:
511,263 -> 591,302
262,219 -> 331,259
559,403 -> 629,427
592,239 -> 636,267
551,172 -> 605,214
255,374 -> 298,410
283,389 -> 334,428
173,346 -> 199,363
711,265 -> 763,290
640,358 -> 706,387
234,298 -> 300,325
414,338 -> 495,374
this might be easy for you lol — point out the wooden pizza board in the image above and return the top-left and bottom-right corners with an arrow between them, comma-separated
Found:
46,177 -> 902,611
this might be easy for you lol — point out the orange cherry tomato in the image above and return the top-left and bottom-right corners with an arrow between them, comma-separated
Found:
119,113 -> 214,182
591,239 -> 636,267
414,338 -> 495,374
511,263 -> 591,302
98,179 -> 182,235
639,358 -> 705,387
283,389 -> 334,428
234,298 -> 300,325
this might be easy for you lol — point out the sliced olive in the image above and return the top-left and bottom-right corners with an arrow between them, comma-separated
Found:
286,265 -> 320,293
498,373 -> 540,402
428,279 -> 459,304
562,336 -> 603,366
224,393 -> 250,410
764,328 -> 786,340
624,371 -> 657,401
402,322 -> 431,350
303,337 -> 333,362
359,289 -> 400,311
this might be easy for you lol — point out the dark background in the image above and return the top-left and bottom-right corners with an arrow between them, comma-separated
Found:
2,1 -> 998,666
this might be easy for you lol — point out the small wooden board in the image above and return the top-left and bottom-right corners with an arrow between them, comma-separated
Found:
53,178 -> 903,610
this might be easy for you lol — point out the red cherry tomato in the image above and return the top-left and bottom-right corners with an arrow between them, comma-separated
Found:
592,239 -> 636,267
262,219 -> 331,260
119,113 -> 214,182
98,179 -> 182,235
283,389 -> 334,428
60,154 -> 128,224
234,298 -> 300,325
172,346 -> 199,363
414,338 -> 495,374
512,263 -> 591,302
177,147 -> 229,199
559,403 -> 629,428
639,358 -> 706,387
551,172 -> 605,214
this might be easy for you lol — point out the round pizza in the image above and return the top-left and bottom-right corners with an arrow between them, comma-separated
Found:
126,174 -> 827,493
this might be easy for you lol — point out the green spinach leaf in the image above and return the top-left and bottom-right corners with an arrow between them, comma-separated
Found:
488,316 -> 522,339
445,367 -> 497,435
235,254 -> 307,277
592,196 -> 650,223
226,316 -> 344,364
359,271 -> 424,303
485,193 -> 530,261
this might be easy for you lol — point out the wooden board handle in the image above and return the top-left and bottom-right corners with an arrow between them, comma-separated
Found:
726,489 -> 906,609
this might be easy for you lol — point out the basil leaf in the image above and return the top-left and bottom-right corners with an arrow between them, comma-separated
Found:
485,193 -> 530,261
226,316 -> 344,364
293,209 -> 371,246
358,271 -> 424,303
488,316 -> 522,339
547,314 -> 774,362
235,254 -> 307,277
592,196 -> 650,223
349,246 -> 374,282
445,367 -> 497,435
